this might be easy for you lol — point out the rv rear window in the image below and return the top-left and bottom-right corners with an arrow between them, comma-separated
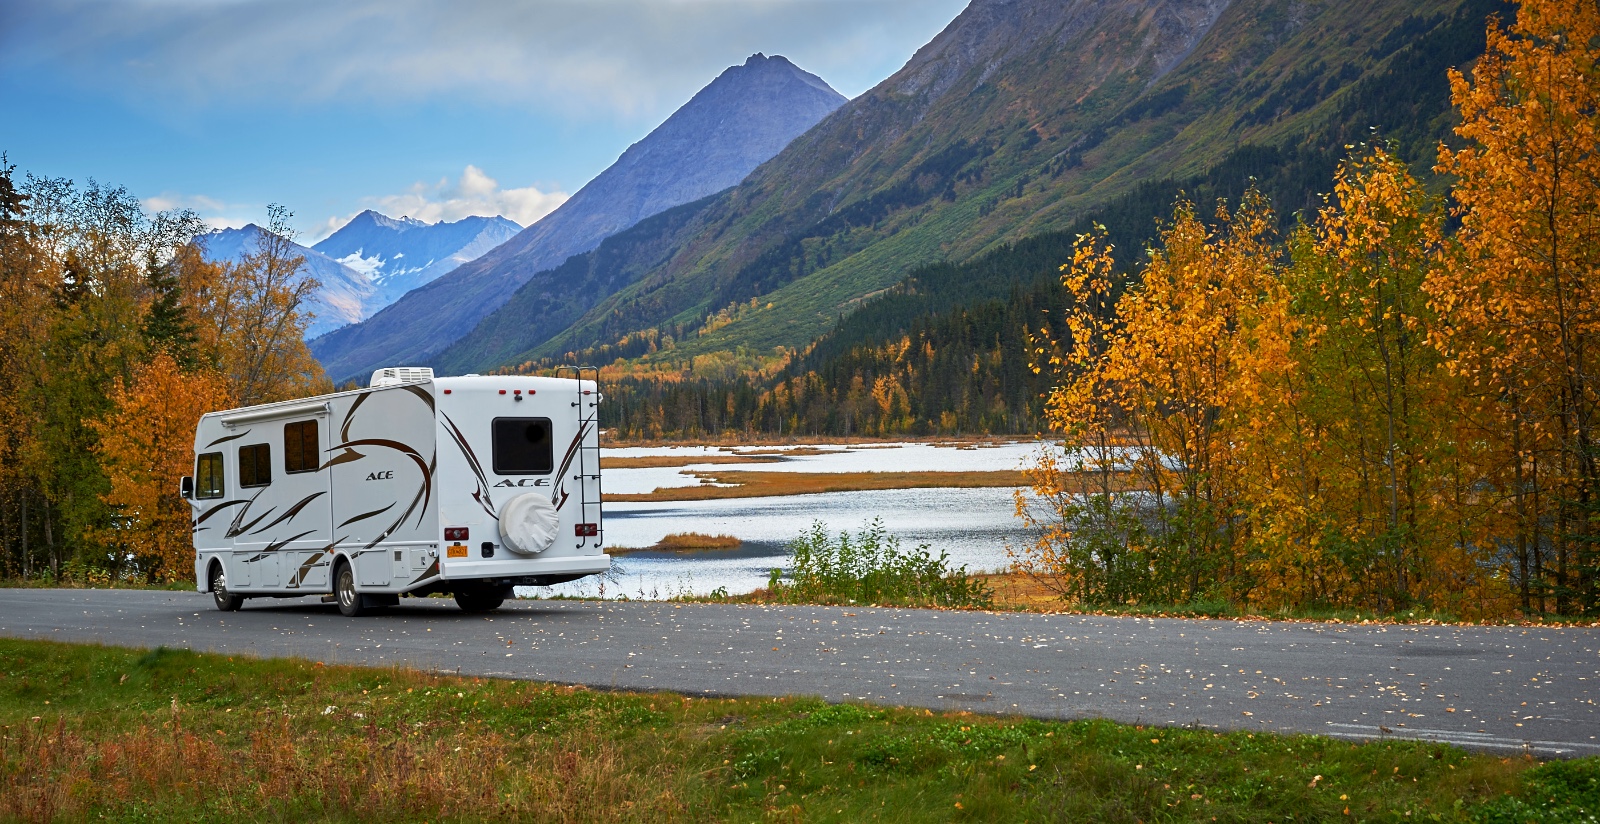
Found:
195,452 -> 224,499
283,420 -> 318,473
239,443 -> 272,487
492,417 -> 553,475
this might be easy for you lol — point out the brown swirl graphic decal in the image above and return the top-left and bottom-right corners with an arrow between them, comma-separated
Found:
205,429 -> 252,448
338,502 -> 395,528
249,491 -> 326,535
288,537 -> 346,588
440,411 -> 496,519
550,421 -> 592,512
264,530 -> 317,553
329,436 -> 434,549
409,557 -> 440,586
223,489 -> 271,539
192,499 -> 249,532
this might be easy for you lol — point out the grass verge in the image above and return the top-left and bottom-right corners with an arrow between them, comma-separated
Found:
3,638 -> 1594,822
978,573 -> 1600,627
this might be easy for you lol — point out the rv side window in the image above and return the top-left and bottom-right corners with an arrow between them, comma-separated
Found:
195,452 -> 224,499
492,417 -> 553,475
239,443 -> 272,487
283,420 -> 318,473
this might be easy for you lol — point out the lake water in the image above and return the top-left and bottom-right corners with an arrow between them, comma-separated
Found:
528,441 -> 1054,599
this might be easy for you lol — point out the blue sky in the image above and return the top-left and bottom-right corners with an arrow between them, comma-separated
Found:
0,0 -> 969,241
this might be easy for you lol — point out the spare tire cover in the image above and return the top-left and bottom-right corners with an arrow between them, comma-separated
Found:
498,492 -> 560,555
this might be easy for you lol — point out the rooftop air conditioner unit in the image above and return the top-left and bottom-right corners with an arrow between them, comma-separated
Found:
370,366 -> 435,387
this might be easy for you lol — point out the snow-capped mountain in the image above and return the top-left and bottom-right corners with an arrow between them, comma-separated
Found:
200,225 -> 375,340
310,211 -> 522,310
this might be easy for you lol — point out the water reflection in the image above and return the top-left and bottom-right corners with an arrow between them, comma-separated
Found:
529,485 -> 1040,599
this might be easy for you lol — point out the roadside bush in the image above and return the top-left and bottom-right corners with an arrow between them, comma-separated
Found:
764,518 -> 992,608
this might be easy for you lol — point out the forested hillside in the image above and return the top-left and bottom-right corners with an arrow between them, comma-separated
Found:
581,0 -> 1499,440
442,0 -> 1496,383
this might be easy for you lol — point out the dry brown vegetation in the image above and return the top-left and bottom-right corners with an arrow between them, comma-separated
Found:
604,470 -> 1034,502
610,533 -> 742,554
599,454 -> 780,469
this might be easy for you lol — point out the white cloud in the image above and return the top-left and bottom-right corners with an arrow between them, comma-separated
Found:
314,165 -> 567,240
140,192 -> 255,231
2,0 -> 968,115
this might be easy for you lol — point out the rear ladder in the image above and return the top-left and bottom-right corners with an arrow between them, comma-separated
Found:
557,365 -> 603,549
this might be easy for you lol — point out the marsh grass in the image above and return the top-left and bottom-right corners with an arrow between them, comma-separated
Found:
0,638 -> 1594,823
603,470 -> 1030,502
611,533 -> 743,555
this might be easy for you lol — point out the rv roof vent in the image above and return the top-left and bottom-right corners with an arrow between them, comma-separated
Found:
370,366 -> 435,387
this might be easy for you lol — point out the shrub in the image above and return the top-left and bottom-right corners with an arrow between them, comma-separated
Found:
764,518 -> 992,608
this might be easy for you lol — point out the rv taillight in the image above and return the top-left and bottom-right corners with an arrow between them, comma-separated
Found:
444,527 -> 469,541
575,523 -> 598,537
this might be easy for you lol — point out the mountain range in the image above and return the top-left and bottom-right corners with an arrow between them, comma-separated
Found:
311,211 -> 522,310
310,53 -> 849,383
201,213 -> 523,339
199,225 -> 375,340
428,0 -> 1491,378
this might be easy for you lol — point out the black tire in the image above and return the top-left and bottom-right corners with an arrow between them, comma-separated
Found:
210,562 -> 244,612
334,560 -> 369,617
454,589 -> 506,613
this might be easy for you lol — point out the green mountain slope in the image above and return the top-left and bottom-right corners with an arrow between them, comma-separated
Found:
436,0 -> 1491,377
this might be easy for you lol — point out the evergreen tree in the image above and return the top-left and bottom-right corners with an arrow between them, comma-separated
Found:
141,251 -> 198,369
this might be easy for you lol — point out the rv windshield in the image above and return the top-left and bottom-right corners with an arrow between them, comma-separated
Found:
196,452 -> 224,499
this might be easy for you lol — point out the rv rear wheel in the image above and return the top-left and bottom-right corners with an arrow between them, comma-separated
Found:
210,562 -> 244,612
334,560 -> 370,617
454,587 -> 507,613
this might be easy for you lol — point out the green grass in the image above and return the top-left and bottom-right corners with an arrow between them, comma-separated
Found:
2,638 -> 1595,822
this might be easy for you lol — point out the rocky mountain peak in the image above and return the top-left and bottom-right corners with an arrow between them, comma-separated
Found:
309,55 -> 846,381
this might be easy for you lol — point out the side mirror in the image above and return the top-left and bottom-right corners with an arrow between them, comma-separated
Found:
179,476 -> 194,500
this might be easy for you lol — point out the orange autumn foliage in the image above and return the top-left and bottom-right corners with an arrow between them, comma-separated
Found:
1017,0 -> 1598,618
89,353 -> 232,583
1426,0 -> 1600,614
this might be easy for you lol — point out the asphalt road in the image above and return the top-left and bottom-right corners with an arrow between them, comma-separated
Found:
2,589 -> 1596,756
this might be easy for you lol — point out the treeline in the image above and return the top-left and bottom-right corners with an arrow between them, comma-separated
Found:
1015,0 -> 1600,619
0,165 -> 327,583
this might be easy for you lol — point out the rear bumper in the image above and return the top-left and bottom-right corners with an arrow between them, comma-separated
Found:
438,553 -> 610,582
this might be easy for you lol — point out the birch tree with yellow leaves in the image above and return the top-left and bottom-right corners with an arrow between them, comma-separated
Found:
1427,0 -> 1600,615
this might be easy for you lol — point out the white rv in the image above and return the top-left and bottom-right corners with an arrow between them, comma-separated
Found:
182,366 -> 608,615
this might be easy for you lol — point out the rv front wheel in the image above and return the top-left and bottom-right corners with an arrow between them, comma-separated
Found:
210,562 -> 243,612
334,561 -> 369,617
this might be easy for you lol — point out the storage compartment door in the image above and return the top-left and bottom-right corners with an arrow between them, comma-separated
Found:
357,550 -> 392,587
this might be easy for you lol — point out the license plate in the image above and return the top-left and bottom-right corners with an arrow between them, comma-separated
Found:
447,544 -> 468,558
